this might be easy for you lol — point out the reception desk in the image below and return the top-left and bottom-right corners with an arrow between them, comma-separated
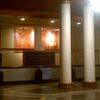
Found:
0,66 -> 60,83
0,65 -> 100,84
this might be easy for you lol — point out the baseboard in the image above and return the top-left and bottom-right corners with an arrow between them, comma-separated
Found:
0,77 -> 100,86
0,79 -> 59,85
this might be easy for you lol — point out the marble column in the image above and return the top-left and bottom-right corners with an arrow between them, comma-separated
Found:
83,2 -> 96,87
58,0 -> 72,89
34,26 -> 43,50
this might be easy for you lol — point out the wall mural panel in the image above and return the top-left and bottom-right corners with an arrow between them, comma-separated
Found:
42,28 -> 60,50
15,27 -> 34,49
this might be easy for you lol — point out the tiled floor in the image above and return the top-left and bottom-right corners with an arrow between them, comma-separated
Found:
0,81 -> 100,100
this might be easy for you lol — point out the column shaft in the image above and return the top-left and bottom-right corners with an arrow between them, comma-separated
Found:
60,1 -> 72,84
83,5 -> 95,82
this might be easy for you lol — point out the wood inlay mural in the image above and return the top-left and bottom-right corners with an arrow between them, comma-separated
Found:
42,28 -> 60,49
15,27 -> 34,49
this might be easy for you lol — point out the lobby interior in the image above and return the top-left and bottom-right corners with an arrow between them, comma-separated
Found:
0,0 -> 100,100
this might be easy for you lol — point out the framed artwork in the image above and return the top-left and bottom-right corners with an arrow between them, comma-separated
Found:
14,27 -> 34,51
42,28 -> 60,50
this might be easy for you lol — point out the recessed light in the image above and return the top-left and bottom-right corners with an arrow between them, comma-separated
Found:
77,22 -> 81,25
20,18 -> 25,21
50,20 -> 55,23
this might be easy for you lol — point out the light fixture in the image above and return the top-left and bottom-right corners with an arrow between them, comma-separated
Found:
50,20 -> 55,23
20,18 -> 26,21
76,22 -> 81,25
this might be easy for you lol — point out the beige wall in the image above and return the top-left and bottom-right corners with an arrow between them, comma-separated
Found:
72,28 -> 83,50
1,27 -> 100,66
1,28 -> 14,48
1,28 -> 22,66
1,27 -> 100,81
71,28 -> 100,65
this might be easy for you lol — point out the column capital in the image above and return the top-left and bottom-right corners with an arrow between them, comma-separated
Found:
62,0 -> 71,4
84,1 -> 92,7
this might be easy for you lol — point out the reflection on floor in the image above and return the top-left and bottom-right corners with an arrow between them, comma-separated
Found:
0,81 -> 100,100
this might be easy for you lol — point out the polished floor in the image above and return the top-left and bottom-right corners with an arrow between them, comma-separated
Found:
0,81 -> 100,100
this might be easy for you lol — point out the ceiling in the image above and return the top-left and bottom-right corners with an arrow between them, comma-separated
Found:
0,0 -> 86,17
0,0 -> 100,28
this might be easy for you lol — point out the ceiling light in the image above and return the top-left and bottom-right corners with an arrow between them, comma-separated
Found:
50,20 -> 55,23
76,22 -> 81,25
20,18 -> 26,21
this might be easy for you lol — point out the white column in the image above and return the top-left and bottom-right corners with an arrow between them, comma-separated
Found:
34,26 -> 43,50
60,0 -> 72,84
83,3 -> 95,82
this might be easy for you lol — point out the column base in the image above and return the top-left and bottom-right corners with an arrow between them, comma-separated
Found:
58,83 -> 73,90
83,82 -> 97,88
